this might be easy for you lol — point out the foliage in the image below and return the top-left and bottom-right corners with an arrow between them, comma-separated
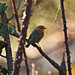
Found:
0,23 -> 8,38
0,2 -> 7,14
0,65 -> 8,75
0,2 -> 13,75
0,22 -> 18,39
9,23 -> 18,36
0,41 -> 6,55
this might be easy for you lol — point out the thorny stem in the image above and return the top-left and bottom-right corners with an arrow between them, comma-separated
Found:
60,0 -> 72,75
12,0 -> 32,75
8,0 -> 21,21
1,12 -> 13,75
11,0 -> 20,32
23,49 -> 29,75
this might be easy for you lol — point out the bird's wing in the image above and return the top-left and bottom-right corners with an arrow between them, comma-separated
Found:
28,29 -> 40,40
33,34 -> 43,43
29,30 -> 44,43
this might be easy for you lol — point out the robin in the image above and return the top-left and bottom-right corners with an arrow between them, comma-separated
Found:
26,25 -> 47,48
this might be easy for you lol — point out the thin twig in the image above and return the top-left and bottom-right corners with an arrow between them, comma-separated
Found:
11,0 -> 20,32
9,32 -> 19,38
8,0 -> 21,21
0,55 -> 6,58
0,40 -> 7,44
60,0 -> 72,75
52,5 -> 61,26
23,48 -> 29,75
32,0 -> 36,5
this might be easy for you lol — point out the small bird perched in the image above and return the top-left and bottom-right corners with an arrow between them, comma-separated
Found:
26,25 -> 47,48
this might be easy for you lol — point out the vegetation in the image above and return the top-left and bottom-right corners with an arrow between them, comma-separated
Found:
0,0 -> 74,75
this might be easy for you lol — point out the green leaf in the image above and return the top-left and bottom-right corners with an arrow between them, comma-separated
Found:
0,65 -> 8,75
9,23 -> 19,38
0,2 -> 7,14
0,41 -> 6,55
1,68 -> 8,75
9,24 -> 16,33
0,23 -> 8,38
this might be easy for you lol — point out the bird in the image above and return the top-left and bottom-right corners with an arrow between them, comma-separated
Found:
26,25 -> 47,48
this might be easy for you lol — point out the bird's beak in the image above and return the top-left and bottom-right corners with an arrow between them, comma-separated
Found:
44,27 -> 47,29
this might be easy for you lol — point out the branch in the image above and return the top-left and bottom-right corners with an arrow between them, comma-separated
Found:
11,0 -> 20,32
32,43 -> 61,71
12,0 -> 32,75
9,32 -> 19,38
31,44 -> 67,75
8,0 -> 21,21
0,40 -> 7,44
0,55 -> 6,58
23,47 -> 29,75
60,0 -> 72,75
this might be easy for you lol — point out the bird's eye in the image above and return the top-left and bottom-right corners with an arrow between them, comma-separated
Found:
41,27 -> 43,29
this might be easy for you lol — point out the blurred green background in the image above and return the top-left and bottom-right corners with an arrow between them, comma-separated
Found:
0,0 -> 75,75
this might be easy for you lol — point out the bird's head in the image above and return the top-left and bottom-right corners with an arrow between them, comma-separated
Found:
36,25 -> 47,32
